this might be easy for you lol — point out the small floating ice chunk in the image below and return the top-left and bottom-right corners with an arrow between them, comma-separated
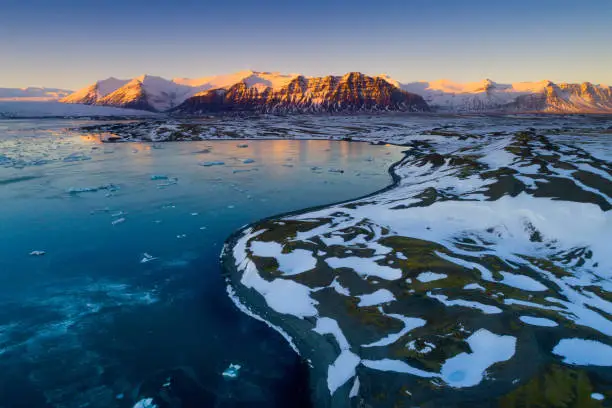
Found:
191,212 -> 199,216
499,271 -> 548,292
199,161 -> 225,167
176,234 -> 187,239
157,177 -> 178,187
150,174 -> 168,180
358,289 -> 395,307
62,152 -> 91,162
553,338 -> 612,366
111,217 -> 125,225
592,393 -> 605,401
29,250 -> 45,256
416,272 -> 447,283
242,158 -> 255,164
140,253 -> 157,264
67,184 -> 118,194
133,398 -> 156,408
222,363 -> 241,379
519,316 -> 558,327
440,329 -> 516,388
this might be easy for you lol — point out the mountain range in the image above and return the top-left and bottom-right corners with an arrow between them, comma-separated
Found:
13,70 -> 612,114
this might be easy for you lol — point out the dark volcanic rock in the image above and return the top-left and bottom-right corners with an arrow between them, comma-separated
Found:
173,72 -> 429,114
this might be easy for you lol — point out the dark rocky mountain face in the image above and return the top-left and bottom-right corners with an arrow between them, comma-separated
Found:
174,72 -> 430,114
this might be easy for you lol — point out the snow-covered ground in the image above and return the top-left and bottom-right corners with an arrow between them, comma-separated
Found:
0,101 -> 158,118
219,114 -> 612,407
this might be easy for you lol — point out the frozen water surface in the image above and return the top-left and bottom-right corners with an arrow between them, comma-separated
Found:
0,118 -> 403,408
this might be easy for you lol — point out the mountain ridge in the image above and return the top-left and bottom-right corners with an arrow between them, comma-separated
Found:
175,72 -> 428,114
58,71 -> 612,114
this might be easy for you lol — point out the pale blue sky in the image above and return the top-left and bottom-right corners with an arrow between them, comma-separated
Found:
2,0 -> 611,89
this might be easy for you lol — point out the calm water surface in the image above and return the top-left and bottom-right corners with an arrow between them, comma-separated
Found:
0,120 -> 404,408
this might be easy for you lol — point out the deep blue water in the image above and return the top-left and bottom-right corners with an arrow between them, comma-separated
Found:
0,120 -> 404,408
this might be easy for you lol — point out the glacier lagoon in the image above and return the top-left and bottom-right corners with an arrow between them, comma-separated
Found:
0,119 -> 404,408
1,114 -> 611,408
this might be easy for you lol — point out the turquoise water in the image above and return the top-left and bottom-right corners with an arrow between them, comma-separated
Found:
0,120 -> 404,408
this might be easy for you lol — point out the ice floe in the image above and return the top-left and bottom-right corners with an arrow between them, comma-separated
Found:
222,363 -> 241,379
133,398 -> 156,408
140,253 -> 157,264
199,161 -> 225,167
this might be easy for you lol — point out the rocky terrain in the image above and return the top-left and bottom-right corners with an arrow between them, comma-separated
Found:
58,70 -> 612,114
173,72 -> 429,114
206,116 -> 611,408
404,79 -> 612,113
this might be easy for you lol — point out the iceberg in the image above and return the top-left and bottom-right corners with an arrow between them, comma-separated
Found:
199,161 -> 225,167
140,253 -> 157,264
222,363 -> 241,379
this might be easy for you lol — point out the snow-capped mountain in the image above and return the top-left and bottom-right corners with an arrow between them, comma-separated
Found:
58,71 -> 612,114
174,72 -> 429,114
61,71 -> 302,112
60,77 -> 129,105
61,75 -> 193,111
399,78 -> 612,113
0,87 -> 73,101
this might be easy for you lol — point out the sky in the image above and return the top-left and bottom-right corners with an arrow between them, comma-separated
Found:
2,0 -> 611,89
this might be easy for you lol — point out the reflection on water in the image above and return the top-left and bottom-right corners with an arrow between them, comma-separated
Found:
0,119 -> 404,408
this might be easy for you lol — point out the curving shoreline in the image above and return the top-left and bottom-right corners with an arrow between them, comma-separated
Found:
217,120 -> 612,407
220,144 -> 409,408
